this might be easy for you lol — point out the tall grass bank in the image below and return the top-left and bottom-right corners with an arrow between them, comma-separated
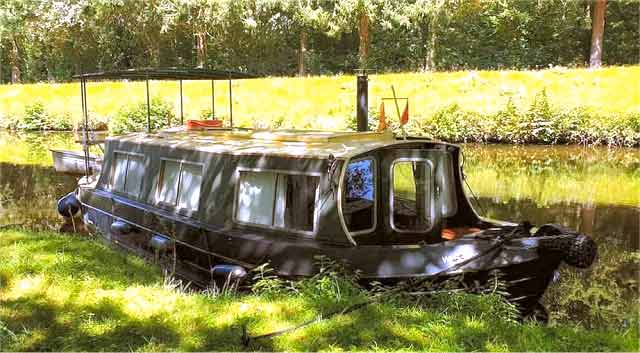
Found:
1,66 -> 638,146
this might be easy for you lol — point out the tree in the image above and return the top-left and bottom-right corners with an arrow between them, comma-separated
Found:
358,8 -> 370,68
0,0 -> 38,83
9,35 -> 20,83
403,0 -> 441,71
289,0 -> 329,76
331,0 -> 377,68
589,0 -> 607,68
179,0 -> 216,68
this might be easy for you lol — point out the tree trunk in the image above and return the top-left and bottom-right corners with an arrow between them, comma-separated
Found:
589,0 -> 606,68
195,32 -> 207,68
10,36 -> 21,84
147,37 -> 160,67
358,12 -> 370,68
298,31 -> 307,76
425,10 -> 439,71
46,61 -> 54,82
43,43 -> 54,82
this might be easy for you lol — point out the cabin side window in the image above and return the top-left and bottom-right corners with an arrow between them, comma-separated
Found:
157,159 -> 203,212
235,170 -> 319,233
111,152 -> 144,198
342,158 -> 376,234
391,160 -> 432,232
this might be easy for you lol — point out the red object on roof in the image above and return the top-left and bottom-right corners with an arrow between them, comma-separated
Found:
400,101 -> 409,126
186,119 -> 223,130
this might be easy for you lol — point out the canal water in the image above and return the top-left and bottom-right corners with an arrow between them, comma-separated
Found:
0,131 -> 638,327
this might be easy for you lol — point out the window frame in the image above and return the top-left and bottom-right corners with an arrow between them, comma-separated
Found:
389,157 -> 434,234
110,150 -> 146,199
155,157 -> 204,215
340,157 -> 378,237
232,167 -> 321,237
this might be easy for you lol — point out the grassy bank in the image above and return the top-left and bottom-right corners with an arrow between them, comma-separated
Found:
1,66 -> 638,146
0,228 -> 638,352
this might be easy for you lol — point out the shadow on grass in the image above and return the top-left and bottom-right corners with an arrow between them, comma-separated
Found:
1,295 -> 181,351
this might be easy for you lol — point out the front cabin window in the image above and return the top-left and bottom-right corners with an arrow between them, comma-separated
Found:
391,160 -> 432,232
157,159 -> 203,212
235,171 -> 319,234
111,152 -> 145,198
342,158 -> 376,234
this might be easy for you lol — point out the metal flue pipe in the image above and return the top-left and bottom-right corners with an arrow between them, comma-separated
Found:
356,72 -> 368,132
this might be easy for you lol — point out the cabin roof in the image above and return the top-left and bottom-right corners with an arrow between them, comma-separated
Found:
110,128 -> 427,159
73,67 -> 256,81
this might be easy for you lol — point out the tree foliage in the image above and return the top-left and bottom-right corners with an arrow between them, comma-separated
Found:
0,0 -> 638,83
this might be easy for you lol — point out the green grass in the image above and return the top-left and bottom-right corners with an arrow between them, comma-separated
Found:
0,228 -> 638,352
1,66 -> 639,145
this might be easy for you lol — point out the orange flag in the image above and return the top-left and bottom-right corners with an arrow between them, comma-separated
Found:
378,101 -> 387,131
400,101 -> 409,125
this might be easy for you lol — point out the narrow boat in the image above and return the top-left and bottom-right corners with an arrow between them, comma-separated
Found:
58,68 -> 597,317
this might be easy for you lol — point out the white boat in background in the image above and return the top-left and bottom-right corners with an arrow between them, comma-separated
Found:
51,149 -> 101,175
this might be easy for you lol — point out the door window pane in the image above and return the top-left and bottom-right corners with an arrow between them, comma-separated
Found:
112,153 -> 128,192
392,161 -> 431,232
342,159 -> 375,232
124,155 -> 144,198
177,163 -> 203,211
158,160 -> 180,205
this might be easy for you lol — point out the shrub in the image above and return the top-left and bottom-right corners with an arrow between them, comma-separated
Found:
109,99 -> 175,134
407,91 -> 639,147
15,102 -> 73,131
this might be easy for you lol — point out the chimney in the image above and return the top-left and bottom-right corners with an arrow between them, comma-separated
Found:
356,71 -> 368,132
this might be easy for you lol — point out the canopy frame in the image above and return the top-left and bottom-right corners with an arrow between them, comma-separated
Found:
77,67 -> 256,177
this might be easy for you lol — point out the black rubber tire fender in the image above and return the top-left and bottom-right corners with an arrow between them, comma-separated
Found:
535,224 -> 597,269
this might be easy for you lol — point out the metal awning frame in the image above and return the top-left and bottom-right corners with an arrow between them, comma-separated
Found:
78,67 -> 254,176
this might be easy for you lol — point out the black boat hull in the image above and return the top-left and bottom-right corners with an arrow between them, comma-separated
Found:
79,188 -> 565,314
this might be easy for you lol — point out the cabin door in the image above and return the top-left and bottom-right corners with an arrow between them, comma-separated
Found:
383,149 -> 440,244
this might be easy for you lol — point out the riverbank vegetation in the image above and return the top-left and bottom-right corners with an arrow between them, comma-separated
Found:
1,66 -> 638,146
0,228 -> 637,352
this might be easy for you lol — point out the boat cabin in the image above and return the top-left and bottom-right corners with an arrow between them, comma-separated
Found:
82,127 -> 481,250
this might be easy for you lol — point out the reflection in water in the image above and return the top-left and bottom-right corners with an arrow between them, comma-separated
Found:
462,143 -> 639,249
0,131 -> 80,165
478,197 -> 639,250
0,162 -> 78,228
463,143 -> 640,207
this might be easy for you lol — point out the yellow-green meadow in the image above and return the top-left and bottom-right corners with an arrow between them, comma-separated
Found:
1,66 -> 638,146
